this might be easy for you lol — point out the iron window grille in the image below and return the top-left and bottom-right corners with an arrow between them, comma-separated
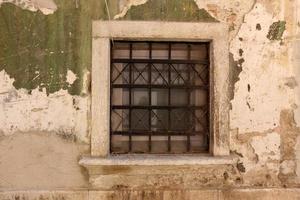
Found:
110,41 -> 210,154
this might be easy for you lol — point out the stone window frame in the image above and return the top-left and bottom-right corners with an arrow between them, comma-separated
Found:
84,21 -> 231,164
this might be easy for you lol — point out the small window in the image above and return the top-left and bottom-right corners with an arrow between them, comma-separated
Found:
110,41 -> 210,154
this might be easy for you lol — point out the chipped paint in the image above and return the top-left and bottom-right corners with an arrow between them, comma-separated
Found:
0,0 -> 57,15
251,132 -> 281,163
118,0 -> 218,22
267,21 -> 286,40
193,0 -> 256,38
230,3 -> 294,133
66,70 -> 77,85
0,70 -> 89,143
114,0 -> 148,19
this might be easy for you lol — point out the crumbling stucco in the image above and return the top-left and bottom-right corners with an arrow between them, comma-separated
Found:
251,132 -> 280,163
230,3 -> 294,133
0,0 -> 57,15
118,0 -> 218,22
66,70 -> 78,85
194,0 -> 256,38
0,2 -> 85,95
267,21 -> 286,41
230,1 -> 299,186
116,0 -> 256,38
114,0 -> 148,19
0,70 -> 89,143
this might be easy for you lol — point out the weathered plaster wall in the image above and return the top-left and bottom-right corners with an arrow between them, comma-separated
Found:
0,132 -> 89,189
0,0 -> 300,198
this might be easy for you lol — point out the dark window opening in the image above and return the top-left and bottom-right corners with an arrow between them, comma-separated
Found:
110,41 -> 210,154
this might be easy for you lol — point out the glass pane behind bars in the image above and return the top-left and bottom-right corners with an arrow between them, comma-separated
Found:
110,41 -> 209,154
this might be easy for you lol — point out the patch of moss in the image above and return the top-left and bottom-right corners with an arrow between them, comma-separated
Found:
122,0 -> 218,22
267,21 -> 286,41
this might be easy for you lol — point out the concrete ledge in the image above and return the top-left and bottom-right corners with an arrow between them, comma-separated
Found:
79,154 -> 237,166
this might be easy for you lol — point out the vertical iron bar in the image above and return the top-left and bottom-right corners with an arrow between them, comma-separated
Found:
206,42 -> 210,151
148,42 -> 152,152
168,42 -> 171,152
187,44 -> 191,152
129,43 -> 133,152
110,41 -> 113,153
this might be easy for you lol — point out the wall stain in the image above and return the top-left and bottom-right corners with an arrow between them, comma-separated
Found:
0,0 -> 116,95
229,53 -> 243,104
101,165 -> 132,175
267,21 -> 286,41
278,109 -> 299,184
237,162 -> 246,173
0,0 -> 218,95
284,77 -> 298,89
122,0 -> 218,22
256,23 -> 261,30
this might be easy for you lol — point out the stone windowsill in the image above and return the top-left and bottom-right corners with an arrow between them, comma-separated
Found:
79,154 -> 238,189
79,154 -> 237,167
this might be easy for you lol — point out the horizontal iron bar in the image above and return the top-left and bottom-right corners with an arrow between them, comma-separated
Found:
112,59 -> 208,65
111,150 -> 209,154
112,84 -> 208,89
111,130 -> 206,136
111,105 -> 207,109
112,40 -> 210,44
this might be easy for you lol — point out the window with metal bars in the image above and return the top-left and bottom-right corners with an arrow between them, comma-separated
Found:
110,41 -> 210,154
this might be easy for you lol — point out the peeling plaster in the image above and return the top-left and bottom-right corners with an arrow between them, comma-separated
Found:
0,0 -> 57,15
66,70 -> 78,85
232,132 -> 281,186
117,0 -> 217,22
230,3 -> 294,133
0,70 -> 89,143
116,0 -> 256,33
114,0 -> 148,19
194,0 -> 256,38
251,132 -> 281,163
267,21 -> 286,41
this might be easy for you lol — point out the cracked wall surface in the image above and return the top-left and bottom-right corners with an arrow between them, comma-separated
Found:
0,0 -> 300,198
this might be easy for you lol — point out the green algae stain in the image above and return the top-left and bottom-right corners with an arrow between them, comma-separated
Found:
0,0 -> 115,95
122,0 -> 218,22
0,0 -> 216,95
267,21 -> 286,41
0,3 -> 77,95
